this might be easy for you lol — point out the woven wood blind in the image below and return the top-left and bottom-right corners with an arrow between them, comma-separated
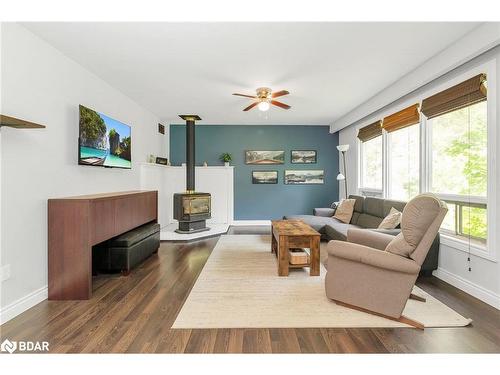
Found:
357,120 -> 382,142
421,74 -> 487,119
382,104 -> 420,133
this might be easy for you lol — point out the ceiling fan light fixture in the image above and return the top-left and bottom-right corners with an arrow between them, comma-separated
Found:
233,87 -> 290,111
258,101 -> 270,112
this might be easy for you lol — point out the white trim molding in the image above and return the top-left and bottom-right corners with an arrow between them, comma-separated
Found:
231,220 -> 272,226
0,286 -> 48,325
433,268 -> 500,310
330,23 -> 500,133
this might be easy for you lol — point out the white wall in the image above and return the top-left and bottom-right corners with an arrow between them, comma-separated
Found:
338,46 -> 500,309
0,23 -> 168,322
140,164 -> 234,228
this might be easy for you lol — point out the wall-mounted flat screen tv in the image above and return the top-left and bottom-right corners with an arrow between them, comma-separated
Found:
78,105 -> 132,169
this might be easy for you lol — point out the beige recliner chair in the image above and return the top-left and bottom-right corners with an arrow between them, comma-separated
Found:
325,193 -> 447,329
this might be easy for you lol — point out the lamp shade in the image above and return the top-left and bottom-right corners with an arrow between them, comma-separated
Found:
336,173 -> 345,181
336,144 -> 350,152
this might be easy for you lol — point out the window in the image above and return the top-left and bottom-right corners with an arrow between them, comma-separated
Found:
355,70 -> 493,254
388,124 -> 420,201
360,136 -> 382,191
429,101 -> 488,243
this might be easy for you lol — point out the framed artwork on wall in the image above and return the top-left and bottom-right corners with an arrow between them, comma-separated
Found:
245,150 -> 285,165
284,170 -> 324,185
291,150 -> 317,164
252,170 -> 278,184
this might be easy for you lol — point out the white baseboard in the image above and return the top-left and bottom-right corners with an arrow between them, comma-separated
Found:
433,268 -> 500,310
231,220 -> 271,226
0,285 -> 48,325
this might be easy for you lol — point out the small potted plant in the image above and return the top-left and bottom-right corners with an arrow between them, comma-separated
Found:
220,153 -> 232,167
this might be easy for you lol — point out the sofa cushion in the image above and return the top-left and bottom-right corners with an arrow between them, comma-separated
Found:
364,197 -> 384,217
282,215 -> 334,233
110,223 -> 160,247
348,195 -> 365,213
313,207 -> 335,217
356,213 -> 383,229
324,220 -> 362,241
383,199 -> 406,217
350,211 -> 361,225
334,199 -> 356,224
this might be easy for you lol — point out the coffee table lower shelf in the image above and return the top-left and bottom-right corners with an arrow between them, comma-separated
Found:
288,263 -> 311,269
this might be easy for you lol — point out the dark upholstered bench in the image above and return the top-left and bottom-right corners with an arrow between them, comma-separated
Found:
94,222 -> 160,275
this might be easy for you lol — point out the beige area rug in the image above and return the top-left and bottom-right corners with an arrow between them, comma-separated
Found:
173,235 -> 472,329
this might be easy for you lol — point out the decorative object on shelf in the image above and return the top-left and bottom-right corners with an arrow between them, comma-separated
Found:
148,154 -> 156,163
232,87 -> 291,112
155,157 -> 168,165
167,160 -> 171,166
219,152 -> 232,167
245,150 -> 284,165
284,170 -> 324,185
0,114 -> 46,129
252,170 -> 278,184
291,150 -> 317,164
203,161 -> 208,167
158,123 -> 165,135
336,144 -> 350,199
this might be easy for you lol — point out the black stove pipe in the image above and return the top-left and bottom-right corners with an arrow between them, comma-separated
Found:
186,119 -> 195,192
179,115 -> 201,193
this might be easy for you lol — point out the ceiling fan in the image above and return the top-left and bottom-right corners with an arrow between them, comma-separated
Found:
232,87 -> 291,112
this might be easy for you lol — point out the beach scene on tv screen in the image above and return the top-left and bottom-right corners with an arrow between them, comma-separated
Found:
79,105 -> 131,168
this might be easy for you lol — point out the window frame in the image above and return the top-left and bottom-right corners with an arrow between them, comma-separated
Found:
358,135 -> 383,195
355,60 -> 497,261
422,75 -> 494,260
386,122 -> 421,201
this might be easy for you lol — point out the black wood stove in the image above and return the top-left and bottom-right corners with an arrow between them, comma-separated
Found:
173,115 -> 211,234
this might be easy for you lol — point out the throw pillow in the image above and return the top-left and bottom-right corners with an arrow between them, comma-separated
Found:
378,207 -> 402,230
333,199 -> 356,224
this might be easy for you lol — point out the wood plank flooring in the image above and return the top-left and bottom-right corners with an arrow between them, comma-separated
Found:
1,226 -> 499,353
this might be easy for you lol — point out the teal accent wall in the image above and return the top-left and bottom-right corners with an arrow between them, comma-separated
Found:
169,125 -> 339,220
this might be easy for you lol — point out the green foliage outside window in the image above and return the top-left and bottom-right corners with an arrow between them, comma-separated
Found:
432,101 -> 488,241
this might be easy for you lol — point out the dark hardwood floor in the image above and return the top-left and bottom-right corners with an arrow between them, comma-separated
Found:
1,226 -> 499,353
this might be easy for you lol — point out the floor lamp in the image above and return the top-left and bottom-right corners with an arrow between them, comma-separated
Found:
336,144 -> 349,200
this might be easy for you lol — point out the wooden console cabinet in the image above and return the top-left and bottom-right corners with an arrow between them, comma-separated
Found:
48,190 -> 158,300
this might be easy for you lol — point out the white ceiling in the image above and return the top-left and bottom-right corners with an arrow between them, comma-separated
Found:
22,22 -> 480,125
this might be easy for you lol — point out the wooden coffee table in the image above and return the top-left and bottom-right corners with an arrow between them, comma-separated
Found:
271,220 -> 321,276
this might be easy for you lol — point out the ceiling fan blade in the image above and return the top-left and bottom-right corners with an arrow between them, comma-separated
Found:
243,102 -> 259,111
271,100 -> 291,110
233,93 -> 257,99
271,90 -> 289,98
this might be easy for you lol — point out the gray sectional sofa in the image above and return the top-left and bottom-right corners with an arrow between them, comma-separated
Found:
284,194 -> 440,275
